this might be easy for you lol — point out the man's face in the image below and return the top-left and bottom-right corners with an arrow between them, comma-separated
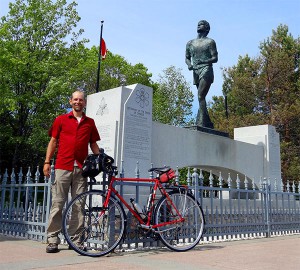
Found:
69,92 -> 86,112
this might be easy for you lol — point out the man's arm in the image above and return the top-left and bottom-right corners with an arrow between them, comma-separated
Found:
43,137 -> 57,177
90,142 -> 100,155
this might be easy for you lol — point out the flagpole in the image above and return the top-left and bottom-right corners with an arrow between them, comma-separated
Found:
96,20 -> 104,93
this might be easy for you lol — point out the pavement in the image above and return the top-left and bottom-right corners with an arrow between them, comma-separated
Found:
0,234 -> 299,270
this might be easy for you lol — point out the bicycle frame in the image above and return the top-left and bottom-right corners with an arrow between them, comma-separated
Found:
101,175 -> 186,230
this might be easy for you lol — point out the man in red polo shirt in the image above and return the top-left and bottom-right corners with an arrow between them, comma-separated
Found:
43,90 -> 100,253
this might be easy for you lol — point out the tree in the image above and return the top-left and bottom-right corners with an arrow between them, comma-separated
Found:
211,24 -> 300,183
68,47 -> 154,95
0,0 -> 87,170
153,66 -> 194,126
210,56 -> 267,137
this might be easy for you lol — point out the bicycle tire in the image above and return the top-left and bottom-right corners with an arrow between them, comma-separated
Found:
154,190 -> 204,251
62,190 -> 126,257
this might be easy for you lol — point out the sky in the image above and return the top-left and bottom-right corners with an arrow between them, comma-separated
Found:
1,0 -> 300,114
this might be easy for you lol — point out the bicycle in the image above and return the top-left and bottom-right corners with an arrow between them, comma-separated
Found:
62,153 -> 205,257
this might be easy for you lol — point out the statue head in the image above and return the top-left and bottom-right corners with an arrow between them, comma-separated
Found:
197,20 -> 210,35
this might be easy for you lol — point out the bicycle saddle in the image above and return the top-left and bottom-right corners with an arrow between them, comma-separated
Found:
148,166 -> 171,174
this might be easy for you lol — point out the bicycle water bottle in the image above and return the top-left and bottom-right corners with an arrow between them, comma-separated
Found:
130,198 -> 146,220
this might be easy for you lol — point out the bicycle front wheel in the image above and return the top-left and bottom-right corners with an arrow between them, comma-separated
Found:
62,190 -> 126,257
154,190 -> 204,251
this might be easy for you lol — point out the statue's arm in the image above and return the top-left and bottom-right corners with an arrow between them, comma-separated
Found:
205,39 -> 218,64
185,42 -> 193,70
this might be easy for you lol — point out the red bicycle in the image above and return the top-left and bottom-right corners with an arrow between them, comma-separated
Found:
62,154 -> 205,257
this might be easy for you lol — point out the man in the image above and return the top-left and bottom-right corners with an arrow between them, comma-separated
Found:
43,90 -> 100,253
185,20 -> 218,129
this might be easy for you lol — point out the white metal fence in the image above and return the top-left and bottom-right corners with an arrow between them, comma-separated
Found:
0,166 -> 51,241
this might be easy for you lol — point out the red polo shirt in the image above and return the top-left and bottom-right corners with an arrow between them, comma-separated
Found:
49,111 -> 100,171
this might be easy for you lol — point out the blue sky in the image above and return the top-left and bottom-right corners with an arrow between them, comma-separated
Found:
1,0 -> 300,113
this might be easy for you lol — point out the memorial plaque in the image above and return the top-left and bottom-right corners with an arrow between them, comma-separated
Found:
121,84 -> 153,176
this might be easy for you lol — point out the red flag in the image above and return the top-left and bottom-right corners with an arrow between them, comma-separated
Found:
101,38 -> 107,59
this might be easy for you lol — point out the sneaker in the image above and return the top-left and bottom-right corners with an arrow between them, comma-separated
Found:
46,243 -> 59,253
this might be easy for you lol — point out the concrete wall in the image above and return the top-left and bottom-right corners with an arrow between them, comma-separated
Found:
151,121 -> 266,187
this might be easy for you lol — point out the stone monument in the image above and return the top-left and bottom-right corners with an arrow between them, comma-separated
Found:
86,84 -> 153,178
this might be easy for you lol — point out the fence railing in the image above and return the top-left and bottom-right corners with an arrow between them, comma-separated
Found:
1,165 -> 299,249
0,166 -> 52,241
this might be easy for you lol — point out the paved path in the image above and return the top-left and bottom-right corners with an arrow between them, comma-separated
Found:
0,234 -> 299,270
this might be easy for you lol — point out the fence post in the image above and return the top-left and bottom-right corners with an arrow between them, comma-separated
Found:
0,170 -> 8,220
120,160 -> 125,178
135,161 -> 140,179
192,168 -> 199,202
175,166 -> 179,185
9,169 -> 16,219
149,163 -> 154,179
198,170 -> 204,205
186,167 -> 191,186
263,179 -> 271,237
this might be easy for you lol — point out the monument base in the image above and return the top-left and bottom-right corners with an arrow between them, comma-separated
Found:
184,125 -> 229,137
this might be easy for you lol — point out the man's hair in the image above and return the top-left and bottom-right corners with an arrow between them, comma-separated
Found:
71,90 -> 86,101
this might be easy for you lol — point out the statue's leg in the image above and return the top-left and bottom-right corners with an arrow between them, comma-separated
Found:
197,79 -> 214,129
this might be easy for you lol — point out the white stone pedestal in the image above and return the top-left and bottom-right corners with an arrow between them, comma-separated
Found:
234,125 -> 281,184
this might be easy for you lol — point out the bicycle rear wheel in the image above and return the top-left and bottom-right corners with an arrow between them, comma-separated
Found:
62,190 -> 126,257
154,190 -> 204,251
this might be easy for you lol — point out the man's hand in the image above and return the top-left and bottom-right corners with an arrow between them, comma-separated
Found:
43,137 -> 57,178
43,163 -> 51,178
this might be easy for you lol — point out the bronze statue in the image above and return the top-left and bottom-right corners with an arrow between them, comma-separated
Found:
185,20 -> 218,129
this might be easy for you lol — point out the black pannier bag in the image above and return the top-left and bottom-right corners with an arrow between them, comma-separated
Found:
81,154 -> 100,177
82,150 -> 115,177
